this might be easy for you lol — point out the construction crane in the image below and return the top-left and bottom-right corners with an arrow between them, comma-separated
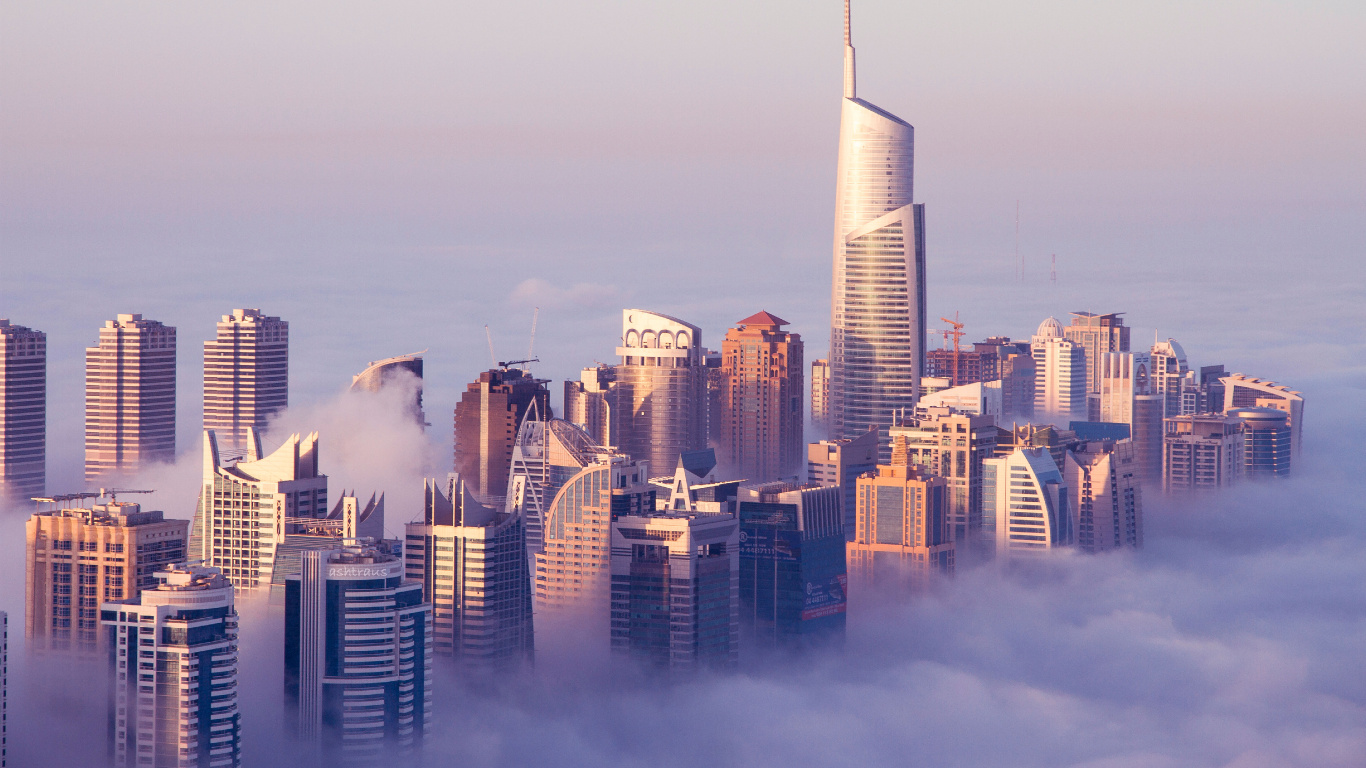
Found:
484,325 -> 497,368
101,488 -> 155,503
497,357 -> 540,370
938,313 -> 966,386
526,307 -> 539,365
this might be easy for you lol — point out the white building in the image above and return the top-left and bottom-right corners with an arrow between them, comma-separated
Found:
915,380 -> 1003,420
102,564 -> 240,768
982,447 -> 1071,557
1149,338 -> 1188,418
1220,374 -> 1304,456
1064,440 -> 1142,552
203,309 -> 288,453
1031,318 -> 1088,422
505,415 -> 614,556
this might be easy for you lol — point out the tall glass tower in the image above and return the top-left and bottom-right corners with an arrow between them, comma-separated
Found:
829,0 -> 925,458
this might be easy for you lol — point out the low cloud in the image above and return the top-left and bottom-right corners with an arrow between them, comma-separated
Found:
510,277 -> 620,309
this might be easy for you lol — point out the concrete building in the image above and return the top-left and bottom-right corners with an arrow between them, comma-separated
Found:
1096,351 -> 1151,425
1031,318 -> 1088,422
925,347 -> 992,387
203,309 -> 288,452
717,312 -> 804,482
454,368 -> 550,505
806,428 -> 878,541
982,447 -> 1071,557
916,380 -> 1003,420
1221,374 -> 1304,456
1163,413 -> 1244,492
828,2 -> 926,457
1149,338 -> 1188,418
285,544 -> 432,765
1228,407 -> 1292,478
848,437 -> 954,586
612,309 -> 709,474
563,364 -> 615,448
1132,394 -> 1166,482
101,564 -> 239,768
26,495 -> 187,654
405,474 -> 533,664
609,505 -> 739,670
0,319 -> 46,501
972,337 -> 1036,419
1064,440 -> 1142,552
890,408 -> 998,543
535,457 -> 655,608
993,423 -> 1081,474
810,358 -> 831,435
85,314 -> 177,480
505,415 -> 615,556
351,352 -> 425,427
1063,312 -> 1130,393
737,482 -> 845,647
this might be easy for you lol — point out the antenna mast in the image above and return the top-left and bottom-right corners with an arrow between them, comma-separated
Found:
484,325 -> 497,368
843,0 -> 856,99
1015,200 -> 1022,282
526,307 -> 539,366
1050,253 -> 1057,285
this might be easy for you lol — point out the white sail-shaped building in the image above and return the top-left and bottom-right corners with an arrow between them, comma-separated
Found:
829,1 -> 926,459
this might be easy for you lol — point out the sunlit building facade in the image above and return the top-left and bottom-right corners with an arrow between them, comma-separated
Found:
85,314 -> 177,480
0,319 -> 46,501
982,447 -> 1071,557
505,416 -> 614,556
889,408 -> 998,542
203,309 -> 288,452
1220,374 -> 1304,457
848,437 -> 954,586
1162,413 -> 1244,492
454,368 -> 550,505
1064,440 -> 1142,552
612,309 -> 709,474
1063,312 -> 1130,394
806,428 -> 878,541
717,311 -> 804,483
351,353 -> 425,427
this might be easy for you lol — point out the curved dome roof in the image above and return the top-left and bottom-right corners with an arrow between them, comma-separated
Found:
1035,317 -> 1063,338
1152,338 -> 1187,362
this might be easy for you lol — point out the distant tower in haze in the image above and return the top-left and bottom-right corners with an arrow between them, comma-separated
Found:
1063,312 -> 1130,394
203,308 -> 288,452
0,319 -> 46,500
810,358 -> 831,434
352,352 -> 426,427
829,0 -> 926,459
718,312 -> 804,482
453,368 -> 550,505
1031,318 -> 1087,422
85,314 -> 177,480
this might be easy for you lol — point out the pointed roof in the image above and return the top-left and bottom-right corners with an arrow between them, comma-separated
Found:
738,310 -> 789,328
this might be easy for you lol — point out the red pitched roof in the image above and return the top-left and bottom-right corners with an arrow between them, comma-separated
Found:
737,310 -> 788,327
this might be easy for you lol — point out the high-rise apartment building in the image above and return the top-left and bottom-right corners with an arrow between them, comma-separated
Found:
806,428 -> 878,541
1096,351 -> 1151,425
505,416 -> 615,556
101,564 -> 240,768
609,504 -> 739,669
192,429 -> 328,591
810,358 -> 831,434
847,437 -> 954,585
563,364 -> 615,447
85,314 -> 177,480
0,319 -> 46,501
1149,338 -> 1188,417
1031,318 -> 1088,421
26,497 -> 187,653
969,337 -> 1037,419
351,352 -> 426,427
535,457 -> 655,608
737,482 -> 845,647
889,408 -> 998,542
285,544 -> 432,763
612,309 -> 709,473
828,2 -> 926,456
1063,440 -> 1142,552
454,368 -> 550,504
1228,407 -> 1292,478
203,309 -> 288,452
406,474 -> 533,663
718,312 -> 804,482
1162,414 -> 1244,492
1063,312 -> 1130,393
982,447 -> 1071,557
925,346 -> 993,387
1221,374 -> 1304,456
1132,393 -> 1165,482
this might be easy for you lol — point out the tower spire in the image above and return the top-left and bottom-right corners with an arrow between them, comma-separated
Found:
843,0 -> 856,99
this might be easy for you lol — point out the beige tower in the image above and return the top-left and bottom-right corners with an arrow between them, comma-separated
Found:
847,436 -> 954,587
1064,440 -> 1143,552
889,408 -> 998,543
203,308 -> 288,452
810,358 -> 831,434
1063,312 -> 1130,393
718,311 -> 804,482
0,319 -> 46,501
85,314 -> 177,480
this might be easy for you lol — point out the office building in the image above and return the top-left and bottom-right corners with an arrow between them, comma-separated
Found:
925,346 -> 992,387
915,380 -> 1003,420
1031,318 -> 1088,421
101,564 -> 239,768
847,437 -> 954,586
351,352 -> 426,427
285,544 -> 432,764
609,504 -> 739,669
1063,312 -> 1130,393
982,447 -> 1071,557
1131,394 -> 1165,482
203,309 -> 288,452
1064,440 -> 1142,552
890,408 -> 998,542
26,495 -> 187,654
811,358 -> 831,434
506,416 -> 614,556
806,428 -> 878,541
737,482 -> 845,647
993,423 -> 1081,474
717,312 -> 804,482
649,449 -> 740,514
1096,351 -> 1151,425
1228,407 -> 1292,478
828,2 -> 926,456
406,474 -> 533,663
1149,338 -> 1188,417
1162,413 -> 1244,492
85,314 -> 177,480
611,309 -> 709,473
1221,374 -> 1304,456
563,364 -> 615,447
1,319 -> 46,502
454,368 -> 551,504
535,457 -> 655,608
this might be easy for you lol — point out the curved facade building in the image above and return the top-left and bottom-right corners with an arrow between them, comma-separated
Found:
1228,407 -> 1292,478
613,309 -> 708,473
351,353 -> 425,426
505,416 -> 614,555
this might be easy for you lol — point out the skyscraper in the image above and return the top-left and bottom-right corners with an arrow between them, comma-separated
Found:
563,364 -> 615,447
203,309 -> 288,452
982,446 -> 1072,557
85,314 -> 177,480
26,495 -> 187,654
1064,440 -> 1142,552
505,416 -> 615,556
1096,351 -> 1151,426
351,352 -> 426,427
101,564 -> 240,768
1162,413 -> 1244,492
829,1 -> 926,456
454,368 -> 550,504
406,474 -> 533,663
810,358 -> 831,434
1031,318 -> 1088,422
1220,374 -> 1304,456
1149,338 -> 1189,417
1228,407 -> 1292,478
1064,312 -> 1130,393
889,408 -> 998,543
611,309 -> 709,473
717,311 -> 804,482
285,544 -> 432,763
0,319 -> 46,501
847,436 -> 954,586
806,428 -> 878,541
